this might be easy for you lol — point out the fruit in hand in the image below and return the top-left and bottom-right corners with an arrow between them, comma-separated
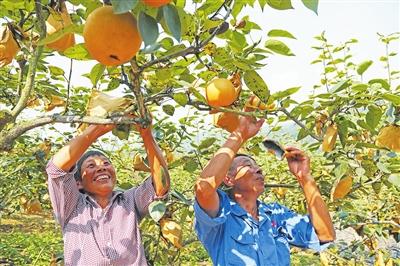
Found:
213,111 -> 239,133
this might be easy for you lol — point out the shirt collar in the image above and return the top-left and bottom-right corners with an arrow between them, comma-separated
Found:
229,198 -> 273,217
83,190 -> 124,207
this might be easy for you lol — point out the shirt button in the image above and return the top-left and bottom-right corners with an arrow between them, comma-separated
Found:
107,242 -> 112,247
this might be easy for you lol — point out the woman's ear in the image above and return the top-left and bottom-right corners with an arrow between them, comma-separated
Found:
76,180 -> 83,190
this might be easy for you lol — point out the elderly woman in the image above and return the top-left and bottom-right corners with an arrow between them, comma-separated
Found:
46,123 -> 169,265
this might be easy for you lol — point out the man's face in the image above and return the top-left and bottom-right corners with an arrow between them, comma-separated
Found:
79,155 -> 116,197
227,156 -> 265,195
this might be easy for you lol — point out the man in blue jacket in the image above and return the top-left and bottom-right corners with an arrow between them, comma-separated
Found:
194,112 -> 335,265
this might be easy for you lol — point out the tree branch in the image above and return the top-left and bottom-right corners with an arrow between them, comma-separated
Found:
129,58 -> 149,127
139,1 -> 233,71
0,115 -> 144,151
11,0 -> 46,119
279,107 -> 322,141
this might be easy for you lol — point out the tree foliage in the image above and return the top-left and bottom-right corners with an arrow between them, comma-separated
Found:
0,0 -> 399,265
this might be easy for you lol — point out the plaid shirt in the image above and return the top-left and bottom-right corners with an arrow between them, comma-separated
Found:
47,159 -> 163,266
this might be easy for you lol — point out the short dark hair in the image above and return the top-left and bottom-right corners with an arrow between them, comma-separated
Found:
74,150 -> 109,181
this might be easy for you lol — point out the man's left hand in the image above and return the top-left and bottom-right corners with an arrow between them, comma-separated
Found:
285,147 -> 311,182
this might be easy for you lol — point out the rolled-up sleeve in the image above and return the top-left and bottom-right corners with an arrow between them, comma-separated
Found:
276,204 -> 331,252
46,159 -> 80,228
194,190 -> 231,257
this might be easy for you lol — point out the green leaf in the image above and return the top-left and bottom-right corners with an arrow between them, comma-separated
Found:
106,78 -> 120,91
334,161 -> 348,178
243,70 -> 270,103
301,0 -> 318,14
381,93 -> 400,106
173,92 -> 188,106
162,104 -> 175,116
337,118 -> 350,147
111,0 -> 138,14
266,0 -> 293,10
112,124 -> 130,140
90,63 -> 106,86
265,39 -> 295,56
141,43 -> 162,54
198,137 -> 217,150
377,162 -> 391,174
63,43 -> 91,60
37,24 -> 81,46
368,79 -> 390,90
331,79 -> 351,93
138,11 -> 159,46
48,66 -> 65,76
163,4 -> 181,42
357,60 -> 373,75
267,29 -> 296,39
365,105 -> 382,130
183,158 -> 198,172
272,86 -> 300,99
296,127 -> 308,141
156,69 -> 172,80
171,189 -> 192,205
148,200 -> 166,222
189,87 -> 207,104
388,174 -> 400,187
118,182 -> 133,190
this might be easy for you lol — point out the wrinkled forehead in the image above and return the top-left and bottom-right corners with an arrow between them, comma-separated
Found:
82,155 -> 109,166
232,155 -> 257,168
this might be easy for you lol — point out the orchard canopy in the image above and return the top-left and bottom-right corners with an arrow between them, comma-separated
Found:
0,0 -> 399,265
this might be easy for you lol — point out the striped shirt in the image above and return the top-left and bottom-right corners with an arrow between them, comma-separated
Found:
47,159 -> 164,266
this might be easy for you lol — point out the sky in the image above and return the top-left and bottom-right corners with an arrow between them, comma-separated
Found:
244,0 -> 400,95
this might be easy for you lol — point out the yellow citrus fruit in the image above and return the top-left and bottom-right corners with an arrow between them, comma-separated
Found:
83,6 -> 142,66
206,78 -> 237,107
46,2 -> 75,52
142,0 -> 171,8
213,111 -> 239,133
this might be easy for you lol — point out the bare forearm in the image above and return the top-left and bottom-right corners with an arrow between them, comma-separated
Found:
140,129 -> 170,196
52,126 -> 100,171
199,131 -> 244,190
301,177 -> 336,242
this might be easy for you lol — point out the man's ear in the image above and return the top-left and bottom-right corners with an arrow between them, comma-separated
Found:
223,175 -> 234,187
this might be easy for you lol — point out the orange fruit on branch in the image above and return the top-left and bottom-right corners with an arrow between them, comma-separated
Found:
142,0 -> 171,8
245,95 -> 275,111
46,2 -> 75,52
83,6 -> 142,66
206,78 -> 237,107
